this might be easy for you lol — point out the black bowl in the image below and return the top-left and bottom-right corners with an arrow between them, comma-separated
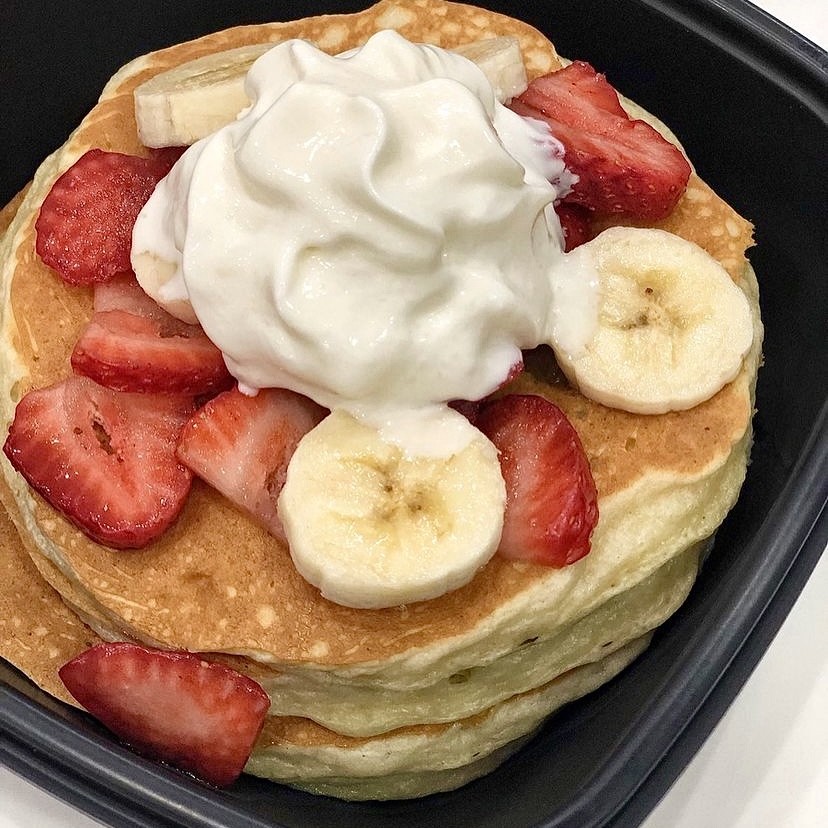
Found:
2,2 -> 826,827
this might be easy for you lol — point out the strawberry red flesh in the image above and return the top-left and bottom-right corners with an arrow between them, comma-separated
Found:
511,61 -> 691,220
477,394 -> 598,567
71,275 -> 233,395
3,375 -> 195,548
176,386 -> 327,543
520,59 -> 628,123
554,203 -> 592,252
147,145 -> 187,169
35,148 -> 178,285
59,642 -> 270,787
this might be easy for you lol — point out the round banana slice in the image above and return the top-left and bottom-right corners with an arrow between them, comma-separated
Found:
553,226 -> 754,415
278,408 -> 506,609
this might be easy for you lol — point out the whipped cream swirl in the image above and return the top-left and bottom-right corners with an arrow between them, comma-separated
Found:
132,31 -> 595,453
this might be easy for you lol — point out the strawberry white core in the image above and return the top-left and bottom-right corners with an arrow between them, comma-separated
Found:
132,31 -> 599,455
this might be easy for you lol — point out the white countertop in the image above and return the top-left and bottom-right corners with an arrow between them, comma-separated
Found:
1,2 -> 825,826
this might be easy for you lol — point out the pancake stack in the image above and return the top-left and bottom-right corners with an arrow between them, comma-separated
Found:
0,0 -> 761,799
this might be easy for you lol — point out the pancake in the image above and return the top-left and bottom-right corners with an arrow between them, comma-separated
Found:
0,496 -> 100,706
0,496 -> 656,799
246,635 -> 652,800
1,461 -> 694,792
0,0 -> 762,799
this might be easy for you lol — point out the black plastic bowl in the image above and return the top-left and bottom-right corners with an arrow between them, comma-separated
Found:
1,2 -> 826,827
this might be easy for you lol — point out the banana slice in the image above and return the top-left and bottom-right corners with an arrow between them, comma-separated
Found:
131,250 -> 198,325
134,37 -> 527,148
553,227 -> 754,414
278,408 -> 505,609
135,43 -> 272,147
452,36 -> 527,101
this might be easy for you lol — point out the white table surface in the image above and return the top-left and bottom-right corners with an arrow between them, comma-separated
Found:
1,2 -> 825,826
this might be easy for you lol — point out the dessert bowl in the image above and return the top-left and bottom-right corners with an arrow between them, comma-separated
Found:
1,1 -> 826,826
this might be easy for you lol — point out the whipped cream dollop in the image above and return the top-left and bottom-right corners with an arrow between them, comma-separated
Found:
132,31 -> 597,453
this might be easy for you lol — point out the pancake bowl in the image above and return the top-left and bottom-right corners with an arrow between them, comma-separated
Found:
1,0 -> 820,824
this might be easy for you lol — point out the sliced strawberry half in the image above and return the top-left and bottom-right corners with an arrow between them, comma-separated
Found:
35,148 -> 179,285
147,145 -> 187,169
476,394 -> 598,567
554,202 -> 592,252
511,61 -> 691,220
3,375 -> 195,548
59,642 -> 270,787
176,386 -> 327,543
71,275 -> 233,395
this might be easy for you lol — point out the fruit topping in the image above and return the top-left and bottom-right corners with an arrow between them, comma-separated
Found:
552,227 -> 754,414
176,386 -> 327,543
511,61 -> 691,220
71,274 -> 233,395
476,394 -> 598,566
3,376 -> 195,548
59,642 -> 270,787
554,202 -> 592,251
35,148 -> 180,285
277,408 -> 506,608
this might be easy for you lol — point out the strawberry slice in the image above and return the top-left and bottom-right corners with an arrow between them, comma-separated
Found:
35,148 -> 179,285
71,275 -> 233,395
511,61 -> 691,220
148,145 -> 187,169
449,398 -> 482,426
176,386 -> 327,543
554,202 -> 592,251
59,642 -> 270,787
476,394 -> 598,566
3,375 -> 195,548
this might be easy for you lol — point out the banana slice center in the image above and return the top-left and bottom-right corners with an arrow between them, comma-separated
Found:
342,453 -> 453,549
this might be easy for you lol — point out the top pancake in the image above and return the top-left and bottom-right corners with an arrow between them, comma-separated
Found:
0,0 -> 758,675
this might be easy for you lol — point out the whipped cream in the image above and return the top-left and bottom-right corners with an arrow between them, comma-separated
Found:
132,31 -> 598,454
